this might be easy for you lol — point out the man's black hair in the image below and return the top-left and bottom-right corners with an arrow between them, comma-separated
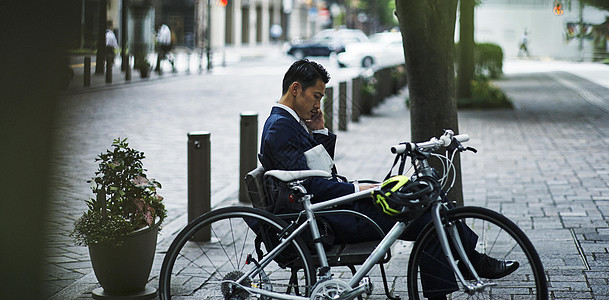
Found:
282,59 -> 330,95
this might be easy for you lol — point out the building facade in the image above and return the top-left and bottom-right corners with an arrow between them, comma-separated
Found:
72,0 -> 329,54
472,0 -> 609,61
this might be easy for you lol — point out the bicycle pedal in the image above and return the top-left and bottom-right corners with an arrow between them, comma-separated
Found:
360,276 -> 373,294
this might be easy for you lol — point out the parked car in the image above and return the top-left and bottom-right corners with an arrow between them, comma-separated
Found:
287,28 -> 369,59
337,31 -> 405,68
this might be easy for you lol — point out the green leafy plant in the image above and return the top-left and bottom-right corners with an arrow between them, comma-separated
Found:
71,138 -> 166,246
133,50 -> 151,77
458,78 -> 513,109
455,42 -> 504,79
475,43 -> 503,79
361,75 -> 377,98
391,65 -> 407,94
358,74 -> 377,115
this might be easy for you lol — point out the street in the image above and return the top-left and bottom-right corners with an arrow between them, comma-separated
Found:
45,54 -> 609,299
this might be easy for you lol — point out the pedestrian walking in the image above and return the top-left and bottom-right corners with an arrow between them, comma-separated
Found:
270,24 -> 283,44
518,29 -> 530,57
105,28 -> 119,67
155,24 -> 175,73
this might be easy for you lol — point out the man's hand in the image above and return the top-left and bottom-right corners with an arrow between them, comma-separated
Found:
305,109 -> 325,131
358,183 -> 380,191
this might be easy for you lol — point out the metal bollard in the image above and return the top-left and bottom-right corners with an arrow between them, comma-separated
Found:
338,81 -> 347,131
323,86 -> 333,132
188,131 -> 211,241
186,53 -> 191,74
105,58 -> 112,83
351,77 -> 361,122
373,69 -> 382,106
378,68 -> 392,103
239,112 -> 258,203
199,50 -> 204,74
84,57 -> 91,87
125,55 -> 131,81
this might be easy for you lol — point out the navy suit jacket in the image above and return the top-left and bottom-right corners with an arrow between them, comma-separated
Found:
259,106 -> 354,203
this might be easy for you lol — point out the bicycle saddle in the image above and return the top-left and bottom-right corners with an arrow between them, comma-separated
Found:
265,170 -> 332,182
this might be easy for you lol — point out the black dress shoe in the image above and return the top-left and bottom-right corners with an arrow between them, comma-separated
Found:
460,253 -> 519,280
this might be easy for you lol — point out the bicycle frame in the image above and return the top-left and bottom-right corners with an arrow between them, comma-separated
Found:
235,131 -> 493,299
308,189 -> 406,286
312,191 -> 491,293
236,189 -> 404,300
238,189 -> 491,300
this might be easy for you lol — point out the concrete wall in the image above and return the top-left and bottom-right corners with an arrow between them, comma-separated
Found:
470,0 -> 608,61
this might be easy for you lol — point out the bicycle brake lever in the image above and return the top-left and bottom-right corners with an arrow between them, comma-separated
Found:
447,139 -> 477,154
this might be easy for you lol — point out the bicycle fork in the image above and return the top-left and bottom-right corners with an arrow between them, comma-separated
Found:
430,201 -> 497,294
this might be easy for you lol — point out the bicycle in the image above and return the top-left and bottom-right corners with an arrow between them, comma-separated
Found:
159,130 -> 547,299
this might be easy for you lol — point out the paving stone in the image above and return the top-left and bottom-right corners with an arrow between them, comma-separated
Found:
43,59 -> 609,299
552,291 -> 594,299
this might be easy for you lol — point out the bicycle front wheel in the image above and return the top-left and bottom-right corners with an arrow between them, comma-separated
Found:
159,206 -> 316,299
407,206 -> 547,299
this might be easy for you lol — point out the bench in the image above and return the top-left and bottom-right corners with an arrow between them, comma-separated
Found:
245,166 -> 399,299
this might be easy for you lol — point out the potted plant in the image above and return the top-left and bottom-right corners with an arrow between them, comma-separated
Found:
134,51 -> 151,78
358,74 -> 377,115
71,138 -> 166,298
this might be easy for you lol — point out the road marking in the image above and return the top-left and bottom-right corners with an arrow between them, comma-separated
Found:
570,228 -> 591,270
550,73 -> 609,114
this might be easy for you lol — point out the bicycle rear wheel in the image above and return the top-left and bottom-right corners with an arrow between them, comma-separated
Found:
407,206 -> 547,299
159,206 -> 316,299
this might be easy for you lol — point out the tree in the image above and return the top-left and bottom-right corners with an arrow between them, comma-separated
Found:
582,0 -> 609,11
348,0 -> 397,32
395,1 -> 465,205
456,0 -> 475,100
575,0 -> 609,61
95,0 -> 108,74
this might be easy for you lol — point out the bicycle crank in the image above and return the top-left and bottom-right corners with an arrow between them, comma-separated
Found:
311,279 -> 351,300
310,278 -> 372,300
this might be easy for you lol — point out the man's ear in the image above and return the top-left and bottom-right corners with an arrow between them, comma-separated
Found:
290,82 -> 301,96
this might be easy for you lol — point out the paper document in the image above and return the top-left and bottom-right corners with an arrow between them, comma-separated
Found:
304,145 -> 334,174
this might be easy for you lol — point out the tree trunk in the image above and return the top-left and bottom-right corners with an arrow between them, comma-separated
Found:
457,0 -> 475,100
121,0 -> 129,71
395,0 -> 464,206
95,0 -> 108,74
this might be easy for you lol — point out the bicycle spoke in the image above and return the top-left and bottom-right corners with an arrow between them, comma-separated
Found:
159,207 -> 315,299
408,207 -> 546,299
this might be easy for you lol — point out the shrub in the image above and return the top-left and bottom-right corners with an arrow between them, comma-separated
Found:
458,78 -> 512,109
455,42 -> 504,79
475,43 -> 503,79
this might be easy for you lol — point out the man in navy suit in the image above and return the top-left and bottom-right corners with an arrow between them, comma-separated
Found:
259,59 -> 518,299
259,59 -> 389,244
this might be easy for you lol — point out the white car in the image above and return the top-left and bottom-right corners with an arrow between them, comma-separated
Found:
337,31 -> 405,68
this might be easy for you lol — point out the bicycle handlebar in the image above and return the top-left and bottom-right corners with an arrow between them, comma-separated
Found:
390,133 -> 470,154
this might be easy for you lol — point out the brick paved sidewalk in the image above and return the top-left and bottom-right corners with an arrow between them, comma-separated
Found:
64,45 -> 286,92
45,59 -> 609,299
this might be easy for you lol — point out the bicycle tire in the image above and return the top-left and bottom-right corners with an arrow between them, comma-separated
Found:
407,206 -> 547,299
159,206 -> 316,299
